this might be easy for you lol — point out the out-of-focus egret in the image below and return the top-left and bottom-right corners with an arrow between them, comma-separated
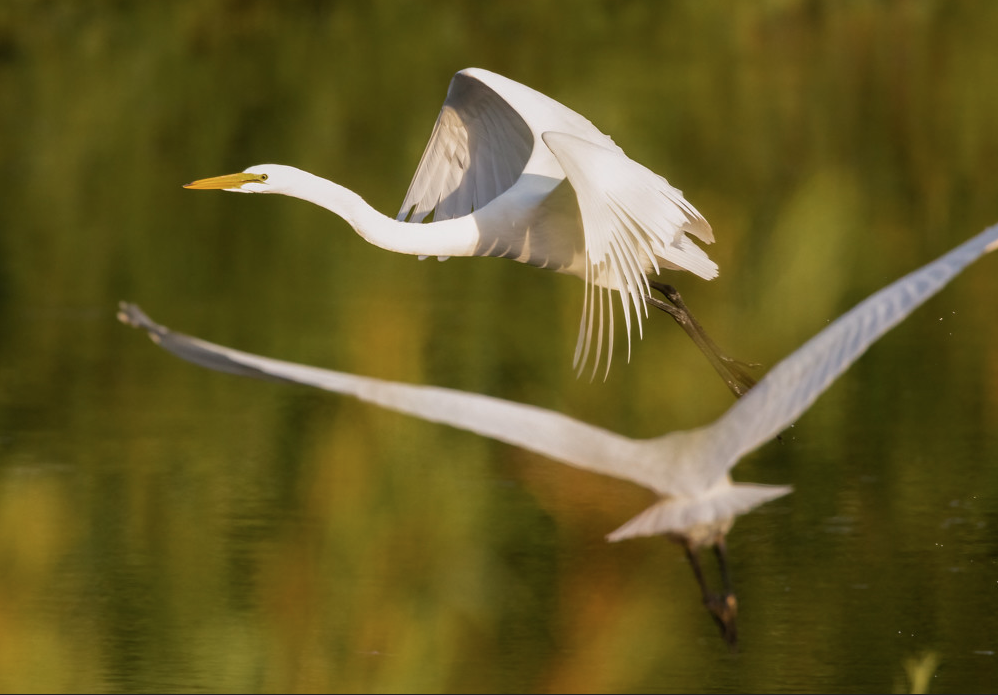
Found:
118,223 -> 998,645
183,68 -> 751,389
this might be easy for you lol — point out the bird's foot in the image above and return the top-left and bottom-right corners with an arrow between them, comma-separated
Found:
645,282 -> 759,398
704,592 -> 739,649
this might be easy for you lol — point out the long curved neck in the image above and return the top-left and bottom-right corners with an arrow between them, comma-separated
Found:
282,173 -> 480,257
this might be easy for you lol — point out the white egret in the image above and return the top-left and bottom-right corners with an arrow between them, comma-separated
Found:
183,67 -> 752,389
119,223 -> 998,644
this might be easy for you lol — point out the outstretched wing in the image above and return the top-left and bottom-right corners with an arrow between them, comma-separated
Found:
542,132 -> 717,377
397,70 -> 535,222
118,303 -> 657,491
650,223 -> 998,496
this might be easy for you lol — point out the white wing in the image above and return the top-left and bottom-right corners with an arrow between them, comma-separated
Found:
397,70 -> 534,222
542,132 -> 717,373
119,303 -> 793,540
118,305 -> 792,540
398,70 -> 717,378
646,222 -> 998,496
118,303 -> 658,490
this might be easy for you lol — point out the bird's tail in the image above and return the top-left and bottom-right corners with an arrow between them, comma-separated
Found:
606,482 -> 792,543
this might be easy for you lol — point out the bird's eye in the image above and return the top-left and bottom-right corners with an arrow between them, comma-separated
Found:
260,173 -> 269,181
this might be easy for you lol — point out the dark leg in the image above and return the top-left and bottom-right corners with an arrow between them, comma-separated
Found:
714,538 -> 733,595
646,282 -> 757,398
683,543 -> 712,604
711,539 -> 739,648
682,540 -> 740,649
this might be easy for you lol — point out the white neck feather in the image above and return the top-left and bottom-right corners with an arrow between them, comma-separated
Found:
282,173 -> 480,258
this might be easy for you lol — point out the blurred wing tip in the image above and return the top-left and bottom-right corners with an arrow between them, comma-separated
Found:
116,301 -> 147,329
116,301 -> 166,345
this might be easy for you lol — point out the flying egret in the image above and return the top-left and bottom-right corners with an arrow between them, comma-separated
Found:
119,222 -> 998,645
183,67 -> 752,389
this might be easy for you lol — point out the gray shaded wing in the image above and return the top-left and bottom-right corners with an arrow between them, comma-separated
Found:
117,303 -> 657,490
116,305 -> 288,382
397,71 -> 534,222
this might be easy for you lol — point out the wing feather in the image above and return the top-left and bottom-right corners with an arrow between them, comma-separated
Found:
397,71 -> 534,222
117,303 -> 659,490
542,131 -> 717,374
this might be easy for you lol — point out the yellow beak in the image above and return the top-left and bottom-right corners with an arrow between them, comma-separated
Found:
183,172 -> 265,190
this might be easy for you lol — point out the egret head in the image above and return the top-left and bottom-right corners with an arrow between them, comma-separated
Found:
183,164 -> 302,194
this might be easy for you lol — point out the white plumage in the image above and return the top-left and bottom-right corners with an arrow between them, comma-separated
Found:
184,68 -> 715,378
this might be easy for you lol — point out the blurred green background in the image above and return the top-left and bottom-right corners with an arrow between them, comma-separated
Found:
1,1 -> 997,691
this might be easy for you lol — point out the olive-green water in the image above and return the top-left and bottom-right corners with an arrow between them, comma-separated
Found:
2,2 -> 998,692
